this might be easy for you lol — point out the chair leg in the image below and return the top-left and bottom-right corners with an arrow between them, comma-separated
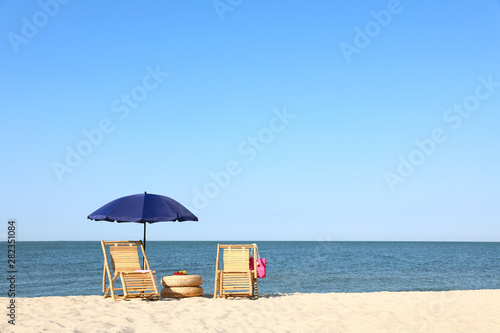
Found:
214,271 -> 219,299
102,266 -> 106,293
248,272 -> 253,297
119,272 -> 128,300
108,274 -> 119,300
219,272 -> 224,298
104,286 -> 110,298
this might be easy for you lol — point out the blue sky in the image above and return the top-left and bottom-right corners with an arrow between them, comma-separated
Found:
1,0 -> 499,241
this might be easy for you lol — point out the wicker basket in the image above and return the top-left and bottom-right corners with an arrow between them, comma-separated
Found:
161,286 -> 203,298
161,275 -> 203,288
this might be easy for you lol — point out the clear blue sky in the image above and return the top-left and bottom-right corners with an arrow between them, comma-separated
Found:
1,0 -> 499,241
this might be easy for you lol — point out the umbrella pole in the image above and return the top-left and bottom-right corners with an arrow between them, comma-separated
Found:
143,223 -> 146,269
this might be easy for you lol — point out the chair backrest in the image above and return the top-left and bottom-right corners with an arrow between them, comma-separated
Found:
223,248 -> 250,271
217,244 -> 256,273
110,244 -> 141,272
102,241 -> 150,273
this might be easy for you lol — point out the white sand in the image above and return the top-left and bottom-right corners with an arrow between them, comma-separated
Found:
2,290 -> 500,332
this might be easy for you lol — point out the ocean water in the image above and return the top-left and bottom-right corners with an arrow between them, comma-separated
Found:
2,241 -> 499,298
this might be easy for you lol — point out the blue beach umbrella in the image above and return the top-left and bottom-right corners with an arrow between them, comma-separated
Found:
87,192 -> 198,250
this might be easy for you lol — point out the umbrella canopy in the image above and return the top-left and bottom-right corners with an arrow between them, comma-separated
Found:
87,192 -> 198,249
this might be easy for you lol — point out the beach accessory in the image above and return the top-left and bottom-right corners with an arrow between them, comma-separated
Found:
88,192 -> 198,253
161,286 -> 204,298
255,258 -> 266,278
215,244 -> 259,299
101,240 -> 159,301
250,244 -> 267,278
161,275 -> 203,288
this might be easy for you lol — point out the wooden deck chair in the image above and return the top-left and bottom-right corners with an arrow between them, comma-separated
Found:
214,244 -> 258,299
101,240 -> 159,301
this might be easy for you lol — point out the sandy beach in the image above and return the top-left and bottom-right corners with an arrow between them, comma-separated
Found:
2,289 -> 499,332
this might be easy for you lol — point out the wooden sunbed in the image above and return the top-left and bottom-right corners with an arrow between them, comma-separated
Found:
214,244 -> 258,299
101,240 -> 159,301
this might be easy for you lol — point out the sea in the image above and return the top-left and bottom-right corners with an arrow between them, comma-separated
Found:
2,241 -> 500,298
